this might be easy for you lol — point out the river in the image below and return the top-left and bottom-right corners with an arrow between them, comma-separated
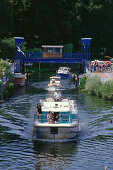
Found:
0,70 -> 113,170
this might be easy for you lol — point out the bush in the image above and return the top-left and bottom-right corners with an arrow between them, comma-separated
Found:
80,74 -> 113,100
0,59 -> 10,79
100,81 -> 113,100
85,76 -> 102,96
3,82 -> 14,99
9,82 -> 14,88
79,75 -> 86,89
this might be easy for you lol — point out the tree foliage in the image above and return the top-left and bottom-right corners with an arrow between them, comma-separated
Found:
0,0 -> 13,38
0,59 -> 10,79
1,0 -> 113,59
0,38 -> 15,60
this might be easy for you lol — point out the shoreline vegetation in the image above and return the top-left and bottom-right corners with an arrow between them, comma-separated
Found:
80,75 -> 113,100
0,59 -> 14,101
1,58 -> 113,101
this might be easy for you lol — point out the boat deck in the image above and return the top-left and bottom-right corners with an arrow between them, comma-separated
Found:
34,121 -> 78,127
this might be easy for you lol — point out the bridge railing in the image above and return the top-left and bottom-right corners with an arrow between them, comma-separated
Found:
62,53 -> 82,59
15,52 -> 83,60
25,52 -> 42,59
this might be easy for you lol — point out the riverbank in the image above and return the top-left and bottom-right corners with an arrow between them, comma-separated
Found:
86,67 -> 113,83
93,70 -> 113,83
80,69 -> 113,100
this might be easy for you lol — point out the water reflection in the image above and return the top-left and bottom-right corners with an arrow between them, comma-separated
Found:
33,141 -> 79,170
14,86 -> 26,95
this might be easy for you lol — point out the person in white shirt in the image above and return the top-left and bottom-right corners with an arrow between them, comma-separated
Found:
47,111 -> 53,123
54,89 -> 61,101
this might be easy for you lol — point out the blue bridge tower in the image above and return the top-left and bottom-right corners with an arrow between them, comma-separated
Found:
80,38 -> 91,72
14,37 -> 25,72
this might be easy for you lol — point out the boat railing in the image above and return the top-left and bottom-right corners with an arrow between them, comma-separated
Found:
34,112 -> 77,123
62,99 -> 68,102
46,98 -> 54,102
40,98 -> 77,107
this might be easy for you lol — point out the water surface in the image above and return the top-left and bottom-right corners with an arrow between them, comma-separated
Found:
0,71 -> 113,170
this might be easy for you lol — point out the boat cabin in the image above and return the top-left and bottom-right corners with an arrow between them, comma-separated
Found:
42,45 -> 63,58
35,99 -> 78,124
50,76 -> 61,84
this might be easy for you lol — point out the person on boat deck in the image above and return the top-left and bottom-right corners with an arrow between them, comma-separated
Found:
36,103 -> 42,122
53,112 -> 59,123
54,89 -> 61,101
47,111 -> 53,123
52,79 -> 55,83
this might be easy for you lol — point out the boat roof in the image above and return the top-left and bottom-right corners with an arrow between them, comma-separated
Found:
59,67 -> 70,70
40,98 -> 77,113
50,76 -> 61,79
42,45 -> 63,48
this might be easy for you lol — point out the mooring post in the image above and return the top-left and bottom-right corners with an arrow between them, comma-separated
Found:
75,75 -> 79,88
39,63 -> 40,70
73,74 -> 75,84
75,77 -> 78,88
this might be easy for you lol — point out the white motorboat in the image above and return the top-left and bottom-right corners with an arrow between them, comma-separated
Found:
57,67 -> 72,79
33,97 -> 80,139
46,76 -> 62,91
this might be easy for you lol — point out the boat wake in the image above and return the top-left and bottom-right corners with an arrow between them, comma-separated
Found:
32,137 -> 78,143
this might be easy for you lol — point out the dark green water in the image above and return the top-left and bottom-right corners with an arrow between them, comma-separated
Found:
0,70 -> 113,170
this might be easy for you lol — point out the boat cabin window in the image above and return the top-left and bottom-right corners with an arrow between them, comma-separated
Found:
42,45 -> 63,58
39,111 -> 77,123
50,77 -> 60,81
48,48 -> 53,53
60,113 -> 68,123
55,78 -> 60,81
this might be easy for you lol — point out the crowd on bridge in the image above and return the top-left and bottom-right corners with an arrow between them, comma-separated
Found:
90,60 -> 113,72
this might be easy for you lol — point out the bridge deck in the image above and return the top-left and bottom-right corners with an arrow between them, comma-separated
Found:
16,52 -> 84,64
23,58 -> 83,63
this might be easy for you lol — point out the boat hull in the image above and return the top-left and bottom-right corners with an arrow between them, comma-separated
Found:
57,73 -> 72,79
34,124 -> 79,139
46,85 -> 62,91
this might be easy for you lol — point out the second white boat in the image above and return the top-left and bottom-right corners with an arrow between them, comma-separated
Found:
46,76 -> 62,91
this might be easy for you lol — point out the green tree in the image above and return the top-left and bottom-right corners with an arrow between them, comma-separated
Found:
74,0 -> 113,58
0,59 -> 10,79
13,0 -> 31,38
0,0 -> 13,38
21,0 -> 76,48
0,37 -> 15,61
1,0 -> 113,61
